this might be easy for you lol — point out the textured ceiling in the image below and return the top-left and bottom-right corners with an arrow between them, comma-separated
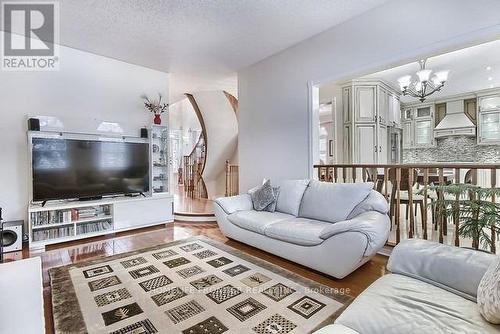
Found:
38,0 -> 389,73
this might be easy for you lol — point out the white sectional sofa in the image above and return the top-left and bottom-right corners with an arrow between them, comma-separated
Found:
214,179 -> 391,278
316,239 -> 500,334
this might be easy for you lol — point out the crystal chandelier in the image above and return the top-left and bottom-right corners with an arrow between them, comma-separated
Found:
398,59 -> 449,102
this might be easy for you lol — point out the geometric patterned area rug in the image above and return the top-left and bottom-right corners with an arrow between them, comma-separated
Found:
50,236 -> 352,334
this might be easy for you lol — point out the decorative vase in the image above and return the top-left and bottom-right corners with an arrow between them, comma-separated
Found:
154,114 -> 162,125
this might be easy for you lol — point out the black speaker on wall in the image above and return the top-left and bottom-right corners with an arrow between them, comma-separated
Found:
140,128 -> 148,138
28,118 -> 40,131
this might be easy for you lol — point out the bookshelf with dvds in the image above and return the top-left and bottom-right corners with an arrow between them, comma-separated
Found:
28,194 -> 173,249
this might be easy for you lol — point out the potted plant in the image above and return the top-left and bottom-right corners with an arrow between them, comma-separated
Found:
425,184 -> 500,251
141,93 -> 168,125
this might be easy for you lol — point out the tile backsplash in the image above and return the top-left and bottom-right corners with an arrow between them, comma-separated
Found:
403,136 -> 500,163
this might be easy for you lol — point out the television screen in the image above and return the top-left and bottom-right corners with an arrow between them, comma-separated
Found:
32,138 -> 150,201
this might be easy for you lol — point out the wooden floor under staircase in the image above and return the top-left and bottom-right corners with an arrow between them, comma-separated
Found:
173,192 -> 216,222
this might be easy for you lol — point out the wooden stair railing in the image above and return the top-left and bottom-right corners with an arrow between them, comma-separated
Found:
183,132 -> 208,199
225,161 -> 239,196
314,163 -> 500,254
184,93 -> 208,199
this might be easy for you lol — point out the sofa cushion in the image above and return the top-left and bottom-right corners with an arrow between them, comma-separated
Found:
299,180 -> 373,223
478,255 -> 500,324
264,218 -> 330,246
227,211 -> 293,234
335,274 -> 500,334
275,179 -> 310,216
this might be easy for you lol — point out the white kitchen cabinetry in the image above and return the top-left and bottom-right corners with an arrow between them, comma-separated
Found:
354,86 -> 377,123
401,104 -> 435,148
388,92 -> 401,126
478,94 -> 500,144
354,124 -> 377,163
342,80 -> 401,163
402,121 -> 413,147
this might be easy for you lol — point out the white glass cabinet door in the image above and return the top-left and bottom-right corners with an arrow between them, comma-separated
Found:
480,112 -> 500,141
415,119 -> 432,145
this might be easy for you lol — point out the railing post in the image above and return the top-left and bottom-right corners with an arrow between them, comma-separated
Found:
384,167 -> 389,201
491,168 -> 497,254
225,160 -> 230,197
423,168 -> 429,240
396,167 -> 401,244
438,168 -> 444,243
454,168 -> 461,247
408,168 -> 415,238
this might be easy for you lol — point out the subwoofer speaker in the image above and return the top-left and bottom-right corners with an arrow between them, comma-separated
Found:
1,221 -> 23,253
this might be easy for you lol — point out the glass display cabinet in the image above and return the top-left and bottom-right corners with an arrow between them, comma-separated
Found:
150,124 -> 170,195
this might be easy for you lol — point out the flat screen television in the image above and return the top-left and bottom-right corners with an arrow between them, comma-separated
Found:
31,137 -> 150,201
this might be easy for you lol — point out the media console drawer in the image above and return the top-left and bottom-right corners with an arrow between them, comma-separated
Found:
113,196 -> 174,230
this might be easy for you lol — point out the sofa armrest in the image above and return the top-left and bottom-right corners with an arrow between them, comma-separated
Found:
214,194 -> 253,215
387,238 -> 495,301
313,324 -> 360,334
347,190 -> 389,219
319,211 -> 390,257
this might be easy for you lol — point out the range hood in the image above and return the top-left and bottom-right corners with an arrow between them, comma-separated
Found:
434,100 -> 476,138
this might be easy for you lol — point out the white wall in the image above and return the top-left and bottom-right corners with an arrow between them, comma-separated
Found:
238,0 -> 500,191
0,32 -> 169,224
169,73 -> 237,104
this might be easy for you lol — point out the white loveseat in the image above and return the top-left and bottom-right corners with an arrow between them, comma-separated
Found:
214,179 -> 390,278
316,239 -> 500,334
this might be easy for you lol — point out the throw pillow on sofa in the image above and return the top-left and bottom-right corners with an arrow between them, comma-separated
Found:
299,180 -> 373,223
477,255 -> 500,324
248,179 -> 276,211
263,186 -> 280,212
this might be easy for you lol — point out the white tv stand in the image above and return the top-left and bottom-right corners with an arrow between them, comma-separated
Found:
28,194 -> 173,249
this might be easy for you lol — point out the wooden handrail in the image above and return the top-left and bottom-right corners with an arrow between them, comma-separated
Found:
315,163 -> 500,168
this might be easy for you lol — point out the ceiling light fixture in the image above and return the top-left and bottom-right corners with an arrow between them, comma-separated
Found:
488,77 -> 493,81
398,59 -> 449,102
486,66 -> 492,71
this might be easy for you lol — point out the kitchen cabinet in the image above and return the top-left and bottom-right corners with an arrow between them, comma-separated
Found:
435,103 -> 446,126
415,119 -> 432,146
478,93 -> 500,144
342,80 -> 401,163
479,95 -> 500,111
354,86 -> 376,123
343,125 -> 352,163
388,93 -> 401,126
479,111 -> 500,143
402,121 -> 413,147
355,124 -> 377,163
401,104 -> 435,148
464,98 -> 477,124
378,124 -> 388,164
342,87 -> 351,123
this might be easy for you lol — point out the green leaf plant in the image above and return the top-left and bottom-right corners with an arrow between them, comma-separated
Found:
421,184 -> 500,251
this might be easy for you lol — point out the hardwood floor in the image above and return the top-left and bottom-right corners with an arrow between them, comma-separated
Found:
3,222 -> 388,334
